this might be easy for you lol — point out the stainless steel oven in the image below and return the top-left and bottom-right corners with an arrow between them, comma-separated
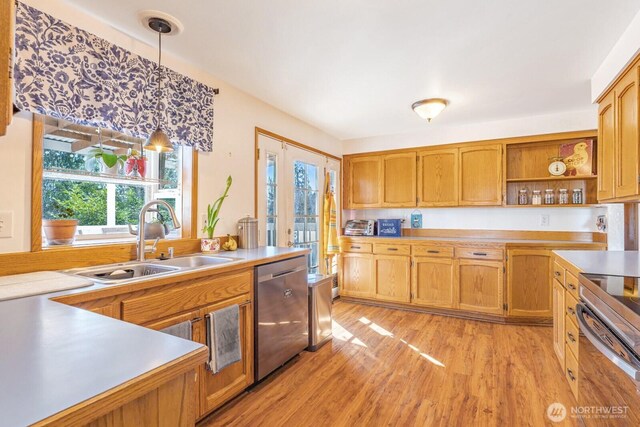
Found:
576,273 -> 640,426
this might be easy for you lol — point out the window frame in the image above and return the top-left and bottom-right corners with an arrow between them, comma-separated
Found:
31,114 -> 199,253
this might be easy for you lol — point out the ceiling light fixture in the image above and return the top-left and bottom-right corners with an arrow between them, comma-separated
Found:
144,17 -> 174,153
411,98 -> 449,122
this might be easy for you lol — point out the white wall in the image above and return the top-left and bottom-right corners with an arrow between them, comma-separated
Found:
342,108 -> 596,154
344,207 -> 607,233
0,0 -> 342,254
592,8 -> 640,102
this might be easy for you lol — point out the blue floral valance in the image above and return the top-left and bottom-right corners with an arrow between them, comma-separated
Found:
13,2 -> 215,151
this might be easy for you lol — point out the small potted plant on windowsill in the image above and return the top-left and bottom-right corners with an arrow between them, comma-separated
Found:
42,203 -> 78,246
85,148 -> 127,176
202,175 -> 232,253
124,149 -> 148,178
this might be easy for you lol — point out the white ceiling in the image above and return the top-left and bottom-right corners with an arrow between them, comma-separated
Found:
64,0 -> 640,140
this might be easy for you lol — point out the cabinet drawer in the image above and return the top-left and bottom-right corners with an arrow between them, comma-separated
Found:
122,270 -> 252,325
565,315 -> 579,358
552,262 -> 565,286
341,242 -> 372,253
373,243 -> 411,256
456,247 -> 503,261
565,271 -> 580,300
412,245 -> 454,258
565,345 -> 579,399
565,292 -> 579,327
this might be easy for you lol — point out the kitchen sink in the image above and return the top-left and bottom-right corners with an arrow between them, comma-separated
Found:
74,263 -> 181,284
158,255 -> 238,268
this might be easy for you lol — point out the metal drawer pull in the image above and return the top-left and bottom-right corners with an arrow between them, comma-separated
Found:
554,271 -> 561,277
350,246 -> 361,249
427,250 -> 440,254
568,283 -> 577,291
567,368 -> 576,381
567,332 -> 576,343
472,252 -> 488,256
387,248 -> 398,251
567,307 -> 575,316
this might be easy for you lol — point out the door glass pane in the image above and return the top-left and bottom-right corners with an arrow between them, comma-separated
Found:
293,160 -> 320,273
266,152 -> 278,246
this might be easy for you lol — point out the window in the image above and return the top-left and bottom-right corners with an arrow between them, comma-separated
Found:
40,118 -> 184,246
266,152 -> 278,246
293,161 -> 320,273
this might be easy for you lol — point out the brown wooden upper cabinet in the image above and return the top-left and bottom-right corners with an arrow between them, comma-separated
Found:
346,156 -> 383,208
417,148 -> 459,206
458,144 -> 503,205
0,0 -> 15,137
597,58 -> 640,202
382,152 -> 416,207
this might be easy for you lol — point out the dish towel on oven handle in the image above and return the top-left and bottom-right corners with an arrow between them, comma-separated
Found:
206,304 -> 242,373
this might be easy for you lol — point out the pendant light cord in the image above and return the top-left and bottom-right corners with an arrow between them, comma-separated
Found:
156,29 -> 163,129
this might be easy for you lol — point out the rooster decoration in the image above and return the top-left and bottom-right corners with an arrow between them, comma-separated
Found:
561,141 -> 592,176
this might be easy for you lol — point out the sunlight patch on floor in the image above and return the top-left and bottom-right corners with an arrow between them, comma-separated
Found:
333,320 -> 368,347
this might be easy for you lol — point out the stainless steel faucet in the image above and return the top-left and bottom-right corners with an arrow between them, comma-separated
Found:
137,200 -> 181,262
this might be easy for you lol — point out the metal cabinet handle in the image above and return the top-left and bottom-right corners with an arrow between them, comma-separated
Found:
567,306 -> 575,316
351,245 -> 361,249
568,283 -> 577,291
567,332 -> 576,343
473,252 -> 488,256
387,248 -> 398,251
554,271 -> 561,277
567,368 -> 576,382
427,250 -> 440,254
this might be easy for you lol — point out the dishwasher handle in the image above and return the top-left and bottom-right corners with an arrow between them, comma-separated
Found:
257,265 -> 306,283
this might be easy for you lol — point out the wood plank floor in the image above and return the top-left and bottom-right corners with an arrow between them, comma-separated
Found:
200,300 -> 578,427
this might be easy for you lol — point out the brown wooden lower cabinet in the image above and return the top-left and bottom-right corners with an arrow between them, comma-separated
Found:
457,259 -> 504,315
197,295 -> 253,417
374,254 -> 410,303
340,253 -> 374,298
411,256 -> 456,308
506,249 -> 553,318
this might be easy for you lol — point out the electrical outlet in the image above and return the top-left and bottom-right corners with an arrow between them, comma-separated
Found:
0,212 -> 13,238
540,214 -> 550,227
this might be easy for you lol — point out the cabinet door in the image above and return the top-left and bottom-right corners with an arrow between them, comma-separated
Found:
506,249 -> 553,318
382,152 -> 416,207
552,280 -> 566,371
598,91 -> 615,201
340,253 -> 374,297
375,255 -> 410,303
198,295 -> 253,417
458,259 -> 504,315
615,70 -> 639,198
347,156 -> 383,208
417,148 -> 459,206
459,144 -> 503,206
0,0 -> 14,136
412,256 -> 456,308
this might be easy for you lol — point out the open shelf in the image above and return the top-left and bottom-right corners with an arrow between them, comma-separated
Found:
44,168 -> 170,187
506,175 -> 597,183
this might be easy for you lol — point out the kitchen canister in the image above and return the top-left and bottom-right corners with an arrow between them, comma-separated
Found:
237,216 -> 259,249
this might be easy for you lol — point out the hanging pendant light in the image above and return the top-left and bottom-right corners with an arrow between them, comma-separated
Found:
412,98 -> 449,122
144,17 -> 174,153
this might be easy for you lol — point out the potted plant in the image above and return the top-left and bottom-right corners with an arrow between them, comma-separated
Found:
42,203 -> 78,245
202,175 -> 232,253
85,148 -> 127,176
124,149 -> 148,178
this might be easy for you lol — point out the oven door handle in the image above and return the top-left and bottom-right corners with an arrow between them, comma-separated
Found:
576,304 -> 640,381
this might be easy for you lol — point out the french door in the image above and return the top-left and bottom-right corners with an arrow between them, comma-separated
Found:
257,133 -> 340,274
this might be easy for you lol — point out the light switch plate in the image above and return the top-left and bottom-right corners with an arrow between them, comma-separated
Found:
539,214 -> 550,227
0,212 -> 13,238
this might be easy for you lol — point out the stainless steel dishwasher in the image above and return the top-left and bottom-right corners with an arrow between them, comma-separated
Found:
254,256 -> 308,382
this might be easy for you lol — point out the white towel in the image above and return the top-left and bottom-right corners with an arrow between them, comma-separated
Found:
206,305 -> 242,373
